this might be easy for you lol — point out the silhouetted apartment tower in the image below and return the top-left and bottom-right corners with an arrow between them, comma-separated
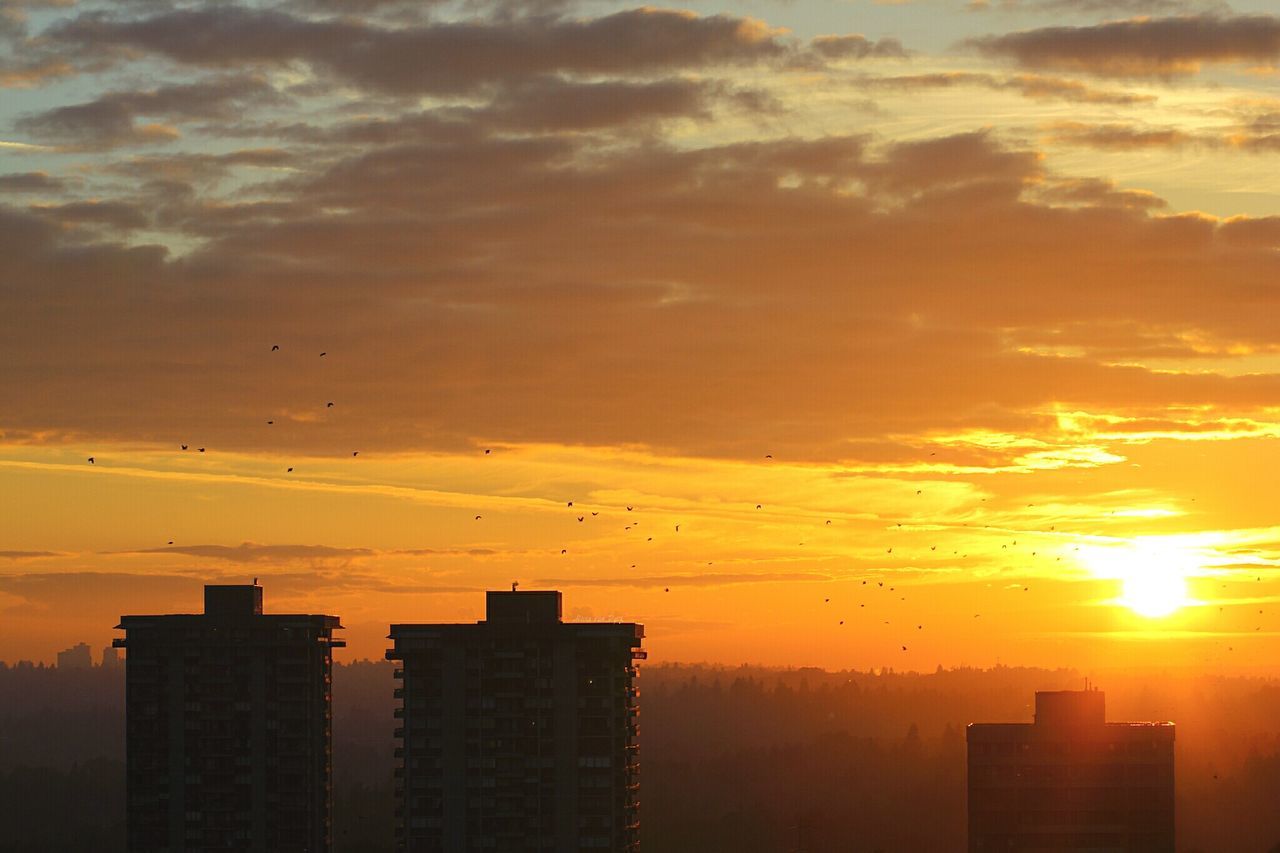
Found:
968,689 -> 1174,853
387,590 -> 644,852
114,584 -> 344,853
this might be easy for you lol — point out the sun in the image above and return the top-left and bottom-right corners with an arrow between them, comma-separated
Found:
1077,539 -> 1197,619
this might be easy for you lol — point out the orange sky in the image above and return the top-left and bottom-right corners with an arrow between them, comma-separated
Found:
3,0 -> 1280,670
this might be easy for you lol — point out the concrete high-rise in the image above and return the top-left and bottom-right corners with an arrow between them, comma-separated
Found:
114,584 -> 344,853
387,590 -> 644,852
56,641 -> 93,669
967,689 -> 1174,853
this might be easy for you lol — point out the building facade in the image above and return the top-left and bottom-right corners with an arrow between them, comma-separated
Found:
968,690 -> 1174,853
114,584 -> 344,853
56,641 -> 93,669
387,590 -> 644,852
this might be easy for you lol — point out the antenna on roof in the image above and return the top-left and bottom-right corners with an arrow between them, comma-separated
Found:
253,577 -> 259,586
511,581 -> 519,592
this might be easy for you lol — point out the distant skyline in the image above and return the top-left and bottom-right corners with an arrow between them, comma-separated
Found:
5,0 -> 1280,670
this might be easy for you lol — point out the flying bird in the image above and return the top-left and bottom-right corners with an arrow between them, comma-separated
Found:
626,506 -> 633,512
320,352 -> 326,357
168,540 -> 173,545
352,451 -> 359,457
198,448 -> 205,453
475,515 -> 482,521
267,420 -> 274,425
764,454 -> 772,460
577,517 -> 584,522
567,501 -> 573,507
561,549 -> 567,555
591,512 -> 599,516
484,449 -> 491,454
664,587 -> 670,593
287,467 -> 293,472
271,345 -> 279,351
87,457 -> 94,464
327,402 -> 334,408
675,524 -> 680,532
181,444 -> 188,450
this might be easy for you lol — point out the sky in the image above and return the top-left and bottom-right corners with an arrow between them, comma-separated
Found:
3,0 -> 1280,670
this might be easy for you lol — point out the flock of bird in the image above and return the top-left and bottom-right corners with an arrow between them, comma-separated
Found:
79,344 -> 1266,662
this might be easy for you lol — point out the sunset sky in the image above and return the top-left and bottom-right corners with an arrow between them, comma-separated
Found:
3,0 -> 1280,670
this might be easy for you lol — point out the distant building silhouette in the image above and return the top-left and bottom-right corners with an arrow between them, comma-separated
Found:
387,590 -> 644,852
114,584 -> 344,853
56,641 -> 93,669
102,645 -> 121,669
968,689 -> 1174,853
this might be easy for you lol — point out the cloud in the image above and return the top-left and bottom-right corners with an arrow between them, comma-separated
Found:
976,0 -> 1230,12
536,572 -> 833,588
808,34 -> 907,61
0,171 -> 64,192
968,14 -> 1280,77
1043,121 -> 1196,150
866,71 -> 1154,105
0,550 -> 59,559
15,74 -> 278,149
119,542 -> 376,562
49,6 -> 788,95
31,200 -> 149,230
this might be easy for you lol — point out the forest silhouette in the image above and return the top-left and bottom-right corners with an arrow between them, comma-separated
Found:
3,659 -> 1280,851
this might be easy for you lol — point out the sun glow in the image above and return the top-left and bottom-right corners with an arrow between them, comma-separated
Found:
1078,539 -> 1200,619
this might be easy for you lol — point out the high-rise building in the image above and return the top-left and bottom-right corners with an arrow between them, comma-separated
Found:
967,689 -> 1174,853
387,590 -> 645,852
102,645 -> 122,669
113,584 -> 344,853
56,641 -> 93,669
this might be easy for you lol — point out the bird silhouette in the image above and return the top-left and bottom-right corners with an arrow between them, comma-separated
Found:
567,501 -> 573,507
764,454 -> 772,460
271,345 -> 279,351
319,352 -> 326,357
352,451 -> 359,457
626,506 -> 633,512
198,448 -> 205,453
168,540 -> 174,545
475,515 -> 482,520
267,420 -> 274,425
756,504 -> 762,509
181,444 -> 188,450
591,512 -> 599,516
577,517 -> 584,522
484,449 -> 491,454
561,549 -> 567,555
327,402 -> 334,408
287,467 -> 293,472
87,457 -> 94,464
664,587 -> 670,593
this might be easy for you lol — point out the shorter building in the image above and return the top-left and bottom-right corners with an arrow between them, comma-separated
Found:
114,584 -> 344,853
387,590 -> 644,852
57,642 -> 93,669
968,689 -> 1174,853
102,645 -> 121,669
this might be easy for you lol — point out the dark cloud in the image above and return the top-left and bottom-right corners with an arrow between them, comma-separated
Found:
974,0 -> 1230,12
49,6 -> 787,95
32,200 -> 148,230
5,127 -> 1280,462
15,74 -> 278,149
0,550 -> 60,559
1044,121 -> 1196,150
968,14 -> 1280,76
0,171 -> 65,191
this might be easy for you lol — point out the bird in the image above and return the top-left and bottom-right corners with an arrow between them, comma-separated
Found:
577,516 -> 584,522
561,549 -> 567,555
198,448 -> 205,453
327,402 -> 334,408
320,352 -> 326,357
168,540 -> 174,545
839,620 -> 844,625
664,587 -> 670,593
484,449 -> 491,454
475,515 -> 482,520
287,467 -> 293,472
675,524 -> 680,532
901,645 -> 907,651
181,444 -> 188,450
567,501 -> 574,507
267,420 -> 274,425
352,451 -> 359,457
87,457 -> 94,464
825,520 -> 831,525
271,345 -> 279,351
916,489 -> 922,495
886,548 -> 892,554
764,454 -> 772,460
626,506 -> 633,512
756,504 -> 762,510
591,512 -> 599,516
